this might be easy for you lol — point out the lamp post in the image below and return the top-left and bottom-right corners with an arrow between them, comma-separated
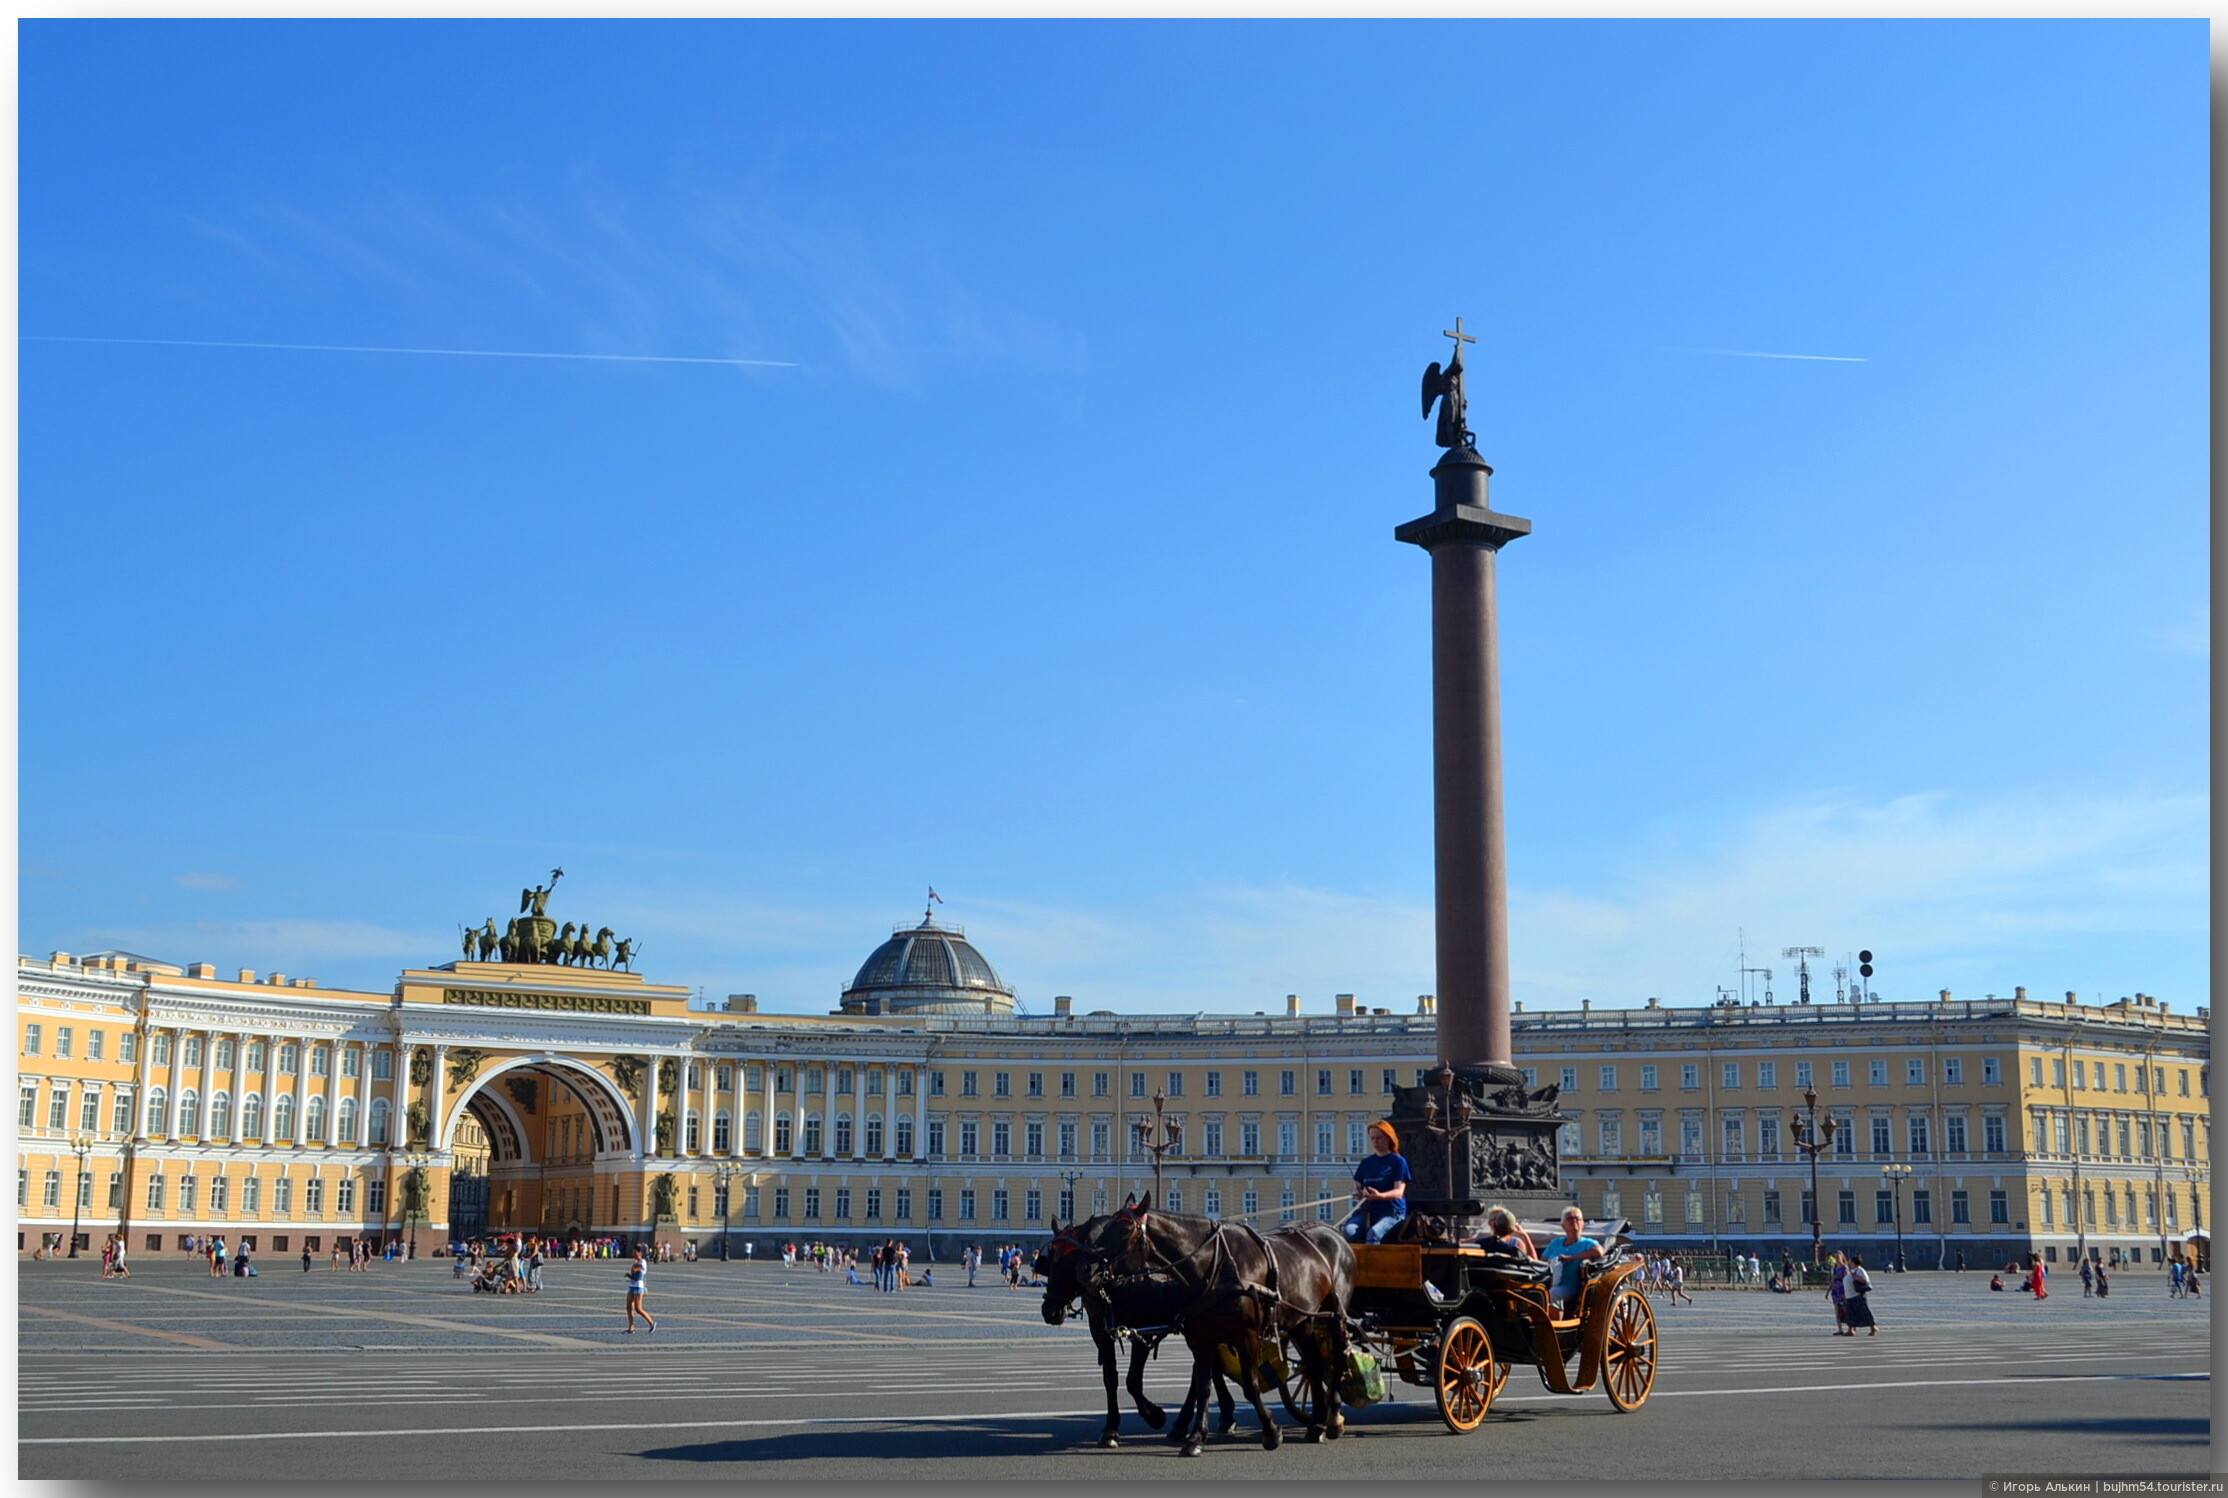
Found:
1133,1090 -> 1182,1210
400,1150 -> 433,1262
712,1162 -> 743,1261
1057,1169 -> 1083,1225
1791,1088 -> 1838,1273
66,1134 -> 94,1258
1881,1163 -> 1912,1272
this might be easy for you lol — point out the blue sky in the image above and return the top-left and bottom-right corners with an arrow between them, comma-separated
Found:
20,20 -> 2209,1016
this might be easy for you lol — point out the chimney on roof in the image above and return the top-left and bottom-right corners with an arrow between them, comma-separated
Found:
1334,994 -> 1356,1017
188,963 -> 216,979
725,994 -> 758,1013
2014,987 -> 2026,1001
50,952 -> 72,966
1055,995 -> 1073,1018
236,969 -> 256,984
292,978 -> 317,989
1286,994 -> 1300,1016
1416,995 -> 1435,1016
1939,989 -> 1951,1003
2066,991 -> 2078,1003
267,973 -> 287,987
1581,999 -> 1592,1012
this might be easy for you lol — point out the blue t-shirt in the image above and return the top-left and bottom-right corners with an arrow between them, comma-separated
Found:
1354,1151 -> 1412,1215
1540,1235 -> 1601,1296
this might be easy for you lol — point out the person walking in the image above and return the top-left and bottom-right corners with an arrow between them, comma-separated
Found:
2094,1261 -> 2111,1299
1668,1259 -> 1695,1306
965,1245 -> 978,1288
2025,1254 -> 2049,1299
1842,1251 -> 1878,1336
2170,1258 -> 2186,1297
625,1250 -> 656,1333
897,1242 -> 911,1290
528,1242 -> 545,1293
2080,1258 -> 2095,1297
1829,1252 -> 1852,1334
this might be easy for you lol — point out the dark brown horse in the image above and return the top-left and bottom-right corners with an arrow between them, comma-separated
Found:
1037,1215 -> 1236,1448
1112,1204 -> 1356,1456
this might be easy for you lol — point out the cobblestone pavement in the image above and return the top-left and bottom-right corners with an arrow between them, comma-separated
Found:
19,1257 -> 2212,1480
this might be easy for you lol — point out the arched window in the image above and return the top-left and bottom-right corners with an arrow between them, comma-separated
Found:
713,1111 -> 732,1152
865,1114 -> 885,1155
241,1093 -> 265,1139
176,1089 -> 201,1137
208,1091 -> 233,1140
305,1095 -> 328,1143
744,1110 -> 763,1152
685,1111 -> 701,1153
368,1097 -> 390,1145
146,1087 -> 170,1136
773,1115 -> 793,1154
834,1113 -> 854,1155
273,1094 -> 296,1140
802,1114 -> 824,1156
337,1096 -> 360,1144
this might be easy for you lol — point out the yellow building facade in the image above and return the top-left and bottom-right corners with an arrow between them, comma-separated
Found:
16,937 -> 2209,1271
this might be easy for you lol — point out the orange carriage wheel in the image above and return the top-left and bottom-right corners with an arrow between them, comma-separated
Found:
1602,1289 -> 1658,1412
1432,1316 -> 1497,1433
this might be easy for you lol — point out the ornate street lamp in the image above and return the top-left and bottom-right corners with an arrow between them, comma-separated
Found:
1880,1163 -> 1913,1272
1056,1169 -> 1083,1225
712,1162 -> 744,1261
1133,1090 -> 1182,1210
399,1150 -> 435,1262
66,1134 -> 94,1259
1791,1088 -> 1838,1273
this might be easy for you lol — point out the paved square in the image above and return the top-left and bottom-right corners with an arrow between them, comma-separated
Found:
18,1257 -> 2210,1480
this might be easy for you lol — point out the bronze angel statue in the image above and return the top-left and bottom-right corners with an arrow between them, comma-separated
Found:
1421,317 -> 1478,450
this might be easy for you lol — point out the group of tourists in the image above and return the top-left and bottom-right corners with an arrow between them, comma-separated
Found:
98,1234 -> 133,1278
857,1239 -> 920,1290
1827,1250 -> 1878,1334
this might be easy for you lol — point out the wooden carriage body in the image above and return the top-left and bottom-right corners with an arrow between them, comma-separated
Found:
1332,1229 -> 1658,1431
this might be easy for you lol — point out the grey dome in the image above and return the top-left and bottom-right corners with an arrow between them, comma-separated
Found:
840,918 -> 1014,1016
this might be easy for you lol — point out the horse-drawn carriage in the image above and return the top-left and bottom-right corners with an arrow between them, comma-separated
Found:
1316,1216 -> 1656,1432
1040,1202 -> 1656,1455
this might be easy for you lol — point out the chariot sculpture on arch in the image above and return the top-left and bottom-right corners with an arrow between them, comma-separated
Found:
460,868 -> 639,969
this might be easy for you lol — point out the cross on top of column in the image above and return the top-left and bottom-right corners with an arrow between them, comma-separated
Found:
1443,317 -> 1476,353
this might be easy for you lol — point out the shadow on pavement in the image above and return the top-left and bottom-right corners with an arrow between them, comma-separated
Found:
1914,1416 -> 2208,1447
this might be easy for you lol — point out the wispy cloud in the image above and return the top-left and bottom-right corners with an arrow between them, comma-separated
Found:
81,919 -> 438,977
172,872 -> 243,891
1662,346 -> 1867,362
24,335 -> 794,367
2157,605 -> 2209,658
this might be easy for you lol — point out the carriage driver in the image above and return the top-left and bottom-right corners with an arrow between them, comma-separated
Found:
1343,1121 -> 1413,1243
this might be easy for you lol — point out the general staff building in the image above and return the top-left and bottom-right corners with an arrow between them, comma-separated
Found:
15,913 -> 2210,1270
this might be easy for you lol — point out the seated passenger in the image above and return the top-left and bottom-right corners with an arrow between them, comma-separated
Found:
1342,1121 -> 1412,1244
1539,1207 -> 1605,1315
1479,1205 -> 1537,1258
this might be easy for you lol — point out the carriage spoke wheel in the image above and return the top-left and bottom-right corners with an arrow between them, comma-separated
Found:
1602,1289 -> 1658,1412
1433,1316 -> 1496,1433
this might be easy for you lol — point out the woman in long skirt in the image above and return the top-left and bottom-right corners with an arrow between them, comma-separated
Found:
1842,1251 -> 1878,1336
1829,1253 -> 1851,1335
2026,1254 -> 2049,1299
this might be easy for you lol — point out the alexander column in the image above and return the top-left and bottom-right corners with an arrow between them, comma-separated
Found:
1397,318 -> 1530,1075
1390,320 -> 1563,1224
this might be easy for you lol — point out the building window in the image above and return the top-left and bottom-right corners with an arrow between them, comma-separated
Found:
1950,1189 -> 1971,1224
1984,1115 -> 2006,1154
894,1187 -> 911,1220
1350,1069 -> 1366,1094
336,1177 -> 355,1213
42,1170 -> 61,1208
1025,1121 -> 1044,1157
1908,1115 -> 1930,1155
770,1187 -> 789,1219
114,1091 -> 135,1133
48,1088 -> 69,1131
960,1121 -> 979,1156
1316,1120 -> 1335,1158
894,1116 -> 913,1155
1241,1121 -> 1262,1155
1131,1073 -> 1147,1098
1599,1066 -> 1618,1092
1943,1056 -> 1963,1085
1317,1069 -> 1333,1097
1870,1117 -> 1892,1155
958,1189 -> 977,1221
373,1049 -> 393,1080
1059,1122 -> 1077,1158
340,1047 -> 361,1079
1388,1069 -> 1404,1094
1642,1190 -> 1664,1225
1164,1073 -> 1182,1098
1837,1191 -> 1857,1225
1024,1186 -> 1042,1220
1640,1066 -> 1659,1091
1280,1070 -> 1296,1097
147,1088 -> 170,1135
1945,1115 -> 1968,1154
992,1122 -> 1011,1157
1721,1062 -> 1739,1089
309,1043 -> 331,1076
54,1027 -> 73,1059
1598,1118 -> 1622,1157
337,1096 -> 358,1145
805,1067 -> 825,1095
994,1072 -> 1010,1098
864,1188 -> 881,1220
1278,1121 -> 1299,1156
1722,1116 -> 1743,1159
1026,1072 -> 1043,1098
1989,1189 -> 2010,1225
1758,1114 -> 1780,1156
686,1112 -> 703,1153
107,1171 -> 123,1210
1910,1189 -> 1931,1224
802,1116 -> 824,1155
305,1096 -> 327,1143
773,1116 -> 793,1153
1684,1192 -> 1705,1225
22,1024 -> 41,1056
1828,1061 -> 1849,1088
833,1115 -> 853,1155
1061,1072 -> 1077,1098
146,1175 -> 166,1211
304,1177 -> 324,1214
1092,1072 -> 1109,1097
833,1189 -> 851,1220
962,1071 -> 979,1098
277,1043 -> 298,1075
925,1188 -> 942,1221
17,1083 -> 35,1129
1091,1122 -> 1110,1158
1763,1190 -> 1782,1223
209,1091 -> 232,1139
1679,1117 -> 1701,1159
1794,1061 -> 1813,1090
800,1188 -> 820,1220
366,1178 -> 386,1215
1833,1117 -> 1854,1156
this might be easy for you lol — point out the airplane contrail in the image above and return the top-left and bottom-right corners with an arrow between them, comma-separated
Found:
1664,345 -> 1867,362
20,334 -> 797,367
